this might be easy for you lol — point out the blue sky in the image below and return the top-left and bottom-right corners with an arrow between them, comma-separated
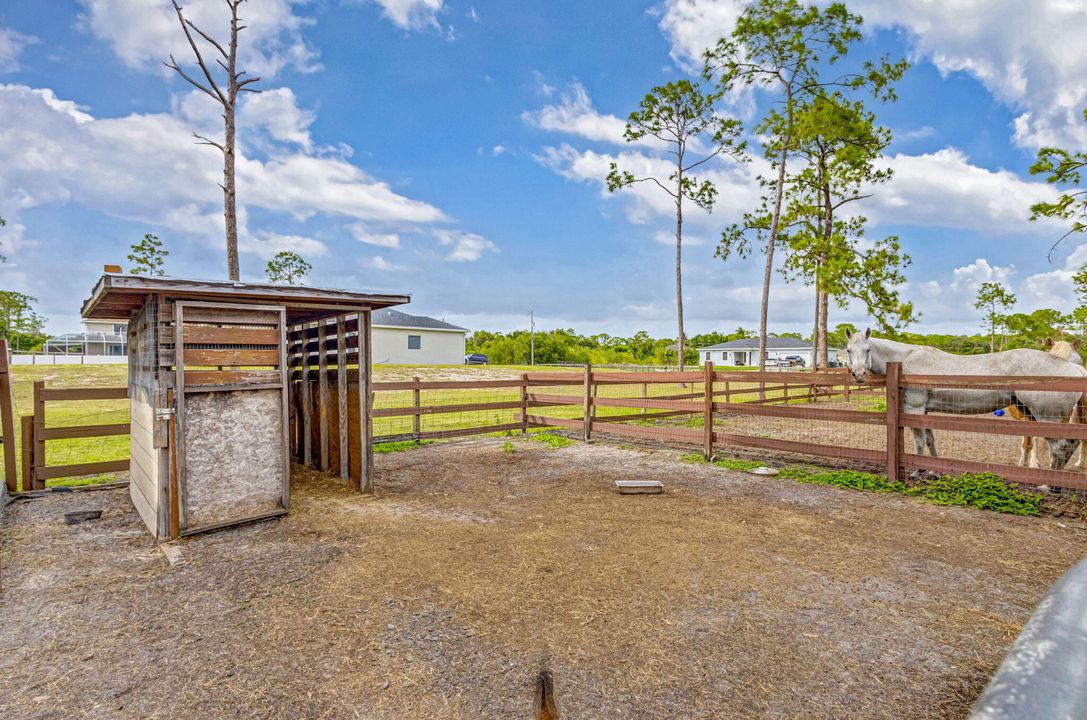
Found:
1,0 -> 1086,339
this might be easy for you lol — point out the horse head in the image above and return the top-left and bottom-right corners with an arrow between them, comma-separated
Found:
844,327 -> 873,382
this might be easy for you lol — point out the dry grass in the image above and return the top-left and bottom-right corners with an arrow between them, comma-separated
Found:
2,438 -> 1084,719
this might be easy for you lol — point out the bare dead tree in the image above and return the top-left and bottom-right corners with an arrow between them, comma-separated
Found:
166,0 -> 261,281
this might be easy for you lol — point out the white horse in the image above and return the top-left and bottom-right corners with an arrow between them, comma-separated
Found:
844,330 -> 1087,470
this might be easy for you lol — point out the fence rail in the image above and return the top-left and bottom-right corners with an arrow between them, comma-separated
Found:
25,382 -> 130,489
359,362 -> 1087,493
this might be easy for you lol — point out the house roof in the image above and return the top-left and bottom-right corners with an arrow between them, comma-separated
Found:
699,337 -> 814,351
81,273 -> 410,322
372,308 -> 466,332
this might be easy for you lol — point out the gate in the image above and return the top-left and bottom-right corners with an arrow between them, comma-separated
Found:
172,301 -> 291,533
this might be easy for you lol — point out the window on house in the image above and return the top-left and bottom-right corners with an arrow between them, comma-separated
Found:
113,323 -> 126,334
407,334 -> 421,350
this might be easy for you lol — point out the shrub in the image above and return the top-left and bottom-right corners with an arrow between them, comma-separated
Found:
530,433 -> 574,448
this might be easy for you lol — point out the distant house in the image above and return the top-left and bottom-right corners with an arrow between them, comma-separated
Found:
43,320 -> 128,356
371,308 -> 467,365
697,337 -> 835,367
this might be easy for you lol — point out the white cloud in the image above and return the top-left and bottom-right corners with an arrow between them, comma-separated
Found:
654,229 -> 707,246
534,143 -> 762,228
242,231 -> 327,260
491,144 -> 506,156
240,88 -> 316,148
78,0 -> 321,77
521,81 -> 630,144
895,126 -> 936,143
350,225 -> 401,248
366,0 -> 446,32
655,0 -> 1087,150
848,0 -> 1087,150
949,258 -> 1015,293
0,83 -> 446,253
0,26 -> 37,73
0,222 -> 38,263
364,255 -> 414,271
868,149 -> 1059,235
435,229 -> 496,262
653,0 -> 745,71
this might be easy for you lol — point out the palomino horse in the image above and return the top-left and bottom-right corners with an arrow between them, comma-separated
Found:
1007,339 -> 1084,467
844,330 -> 1087,470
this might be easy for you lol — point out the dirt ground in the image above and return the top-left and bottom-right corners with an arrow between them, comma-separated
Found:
2,439 -> 1085,720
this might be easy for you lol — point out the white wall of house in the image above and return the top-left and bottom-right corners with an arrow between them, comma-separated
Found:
83,320 -> 128,335
699,348 -> 815,366
371,326 -> 466,365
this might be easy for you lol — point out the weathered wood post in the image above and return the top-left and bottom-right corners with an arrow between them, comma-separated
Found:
32,380 -> 46,490
703,360 -> 714,461
886,361 -> 902,484
336,315 -> 348,482
640,382 -> 648,415
20,415 -> 33,492
356,311 -> 372,494
301,324 -> 312,466
412,375 -> 422,440
583,363 -> 593,441
0,339 -> 17,492
318,322 -> 330,471
520,373 -> 529,433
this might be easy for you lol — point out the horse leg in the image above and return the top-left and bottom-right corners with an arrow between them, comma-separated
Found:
1029,437 -> 1046,469
1046,437 -> 1078,470
910,428 -> 926,455
1018,435 -> 1032,467
924,428 -> 937,456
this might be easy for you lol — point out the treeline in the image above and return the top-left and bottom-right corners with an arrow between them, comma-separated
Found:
468,312 -> 1083,367
467,328 -> 760,366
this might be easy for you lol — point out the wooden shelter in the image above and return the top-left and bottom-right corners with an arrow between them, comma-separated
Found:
81,274 -> 409,539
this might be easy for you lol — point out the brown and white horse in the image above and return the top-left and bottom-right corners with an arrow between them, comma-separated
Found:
1009,339 -> 1085,468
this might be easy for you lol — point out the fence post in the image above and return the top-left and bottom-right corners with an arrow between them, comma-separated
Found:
32,380 -> 45,491
640,382 -> 648,415
703,361 -> 714,460
21,415 -> 33,492
0,339 -> 17,492
583,363 -> 593,441
886,361 -> 902,484
412,376 -> 422,440
520,373 -> 529,433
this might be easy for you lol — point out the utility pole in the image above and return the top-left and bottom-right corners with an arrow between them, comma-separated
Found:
529,310 -> 536,366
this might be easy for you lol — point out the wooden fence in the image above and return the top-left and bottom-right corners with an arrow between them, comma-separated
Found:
21,382 -> 130,491
1,339 -> 17,491
367,361 -> 1087,492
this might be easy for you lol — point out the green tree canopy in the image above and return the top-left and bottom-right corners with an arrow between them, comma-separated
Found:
128,233 -> 169,276
1030,106 -> 1087,259
265,251 -> 311,285
974,281 -> 1017,352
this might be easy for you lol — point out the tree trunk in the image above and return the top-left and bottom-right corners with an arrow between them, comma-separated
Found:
223,107 -> 239,281
675,185 -> 685,373
759,145 -> 787,376
818,289 -> 829,368
223,7 -> 241,281
812,282 -> 820,372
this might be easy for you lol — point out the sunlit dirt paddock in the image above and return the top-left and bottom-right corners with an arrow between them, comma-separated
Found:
2,438 -> 1084,719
